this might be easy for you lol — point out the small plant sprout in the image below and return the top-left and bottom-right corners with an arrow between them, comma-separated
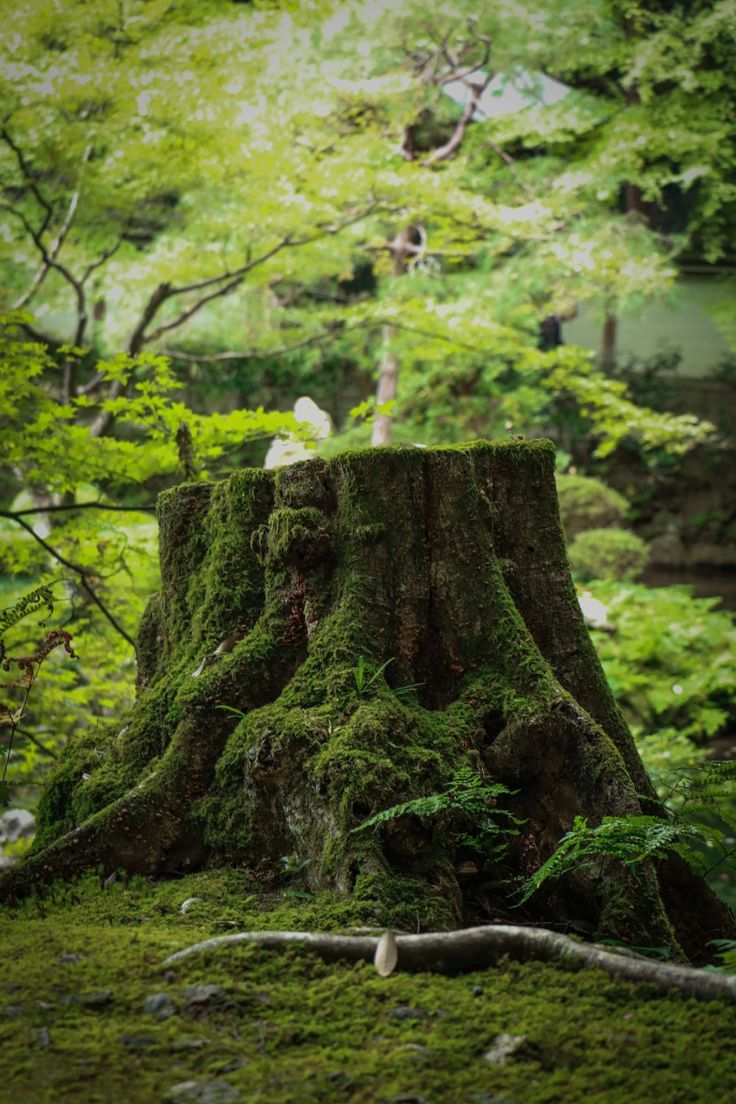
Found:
352,656 -> 423,699
353,655 -> 394,694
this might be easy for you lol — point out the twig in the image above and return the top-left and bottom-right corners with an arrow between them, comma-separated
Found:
7,503 -> 155,517
14,727 -> 58,759
161,926 -> 736,1003
1,678 -> 33,783
0,512 -> 135,649
165,317 -> 488,364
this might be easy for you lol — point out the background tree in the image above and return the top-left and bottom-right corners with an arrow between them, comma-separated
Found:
0,0 -> 733,869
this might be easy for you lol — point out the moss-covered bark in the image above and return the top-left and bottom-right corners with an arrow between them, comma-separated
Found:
2,441 -> 733,958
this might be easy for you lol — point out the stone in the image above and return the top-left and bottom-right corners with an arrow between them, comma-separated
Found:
143,992 -> 176,1019
484,1033 -> 527,1066
0,809 -> 35,843
165,1080 -> 240,1104
61,990 -> 113,1009
184,983 -> 225,1011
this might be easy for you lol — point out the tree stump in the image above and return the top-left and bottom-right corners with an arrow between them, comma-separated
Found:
3,441 -> 733,959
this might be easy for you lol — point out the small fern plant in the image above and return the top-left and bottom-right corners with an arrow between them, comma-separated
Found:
518,814 -> 703,903
351,767 -> 521,858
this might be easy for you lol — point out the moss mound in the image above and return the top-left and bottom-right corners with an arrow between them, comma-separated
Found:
2,874 -> 736,1104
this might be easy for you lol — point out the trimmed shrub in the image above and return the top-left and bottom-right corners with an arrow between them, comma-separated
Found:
556,474 -> 628,539
568,527 -> 649,581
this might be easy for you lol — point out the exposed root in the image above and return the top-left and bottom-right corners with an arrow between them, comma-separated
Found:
162,925 -> 736,1003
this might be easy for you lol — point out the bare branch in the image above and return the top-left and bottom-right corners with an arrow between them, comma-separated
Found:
1,127 -> 53,236
166,316 -> 488,364
9,502 -> 155,517
144,273 -> 244,344
81,236 -> 124,284
423,70 -> 493,167
15,727 -> 58,759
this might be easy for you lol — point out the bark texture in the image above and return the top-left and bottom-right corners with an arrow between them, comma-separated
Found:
2,441 -> 733,959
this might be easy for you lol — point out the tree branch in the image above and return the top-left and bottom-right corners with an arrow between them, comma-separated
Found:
8,502 -> 155,517
13,144 -> 92,311
166,316 -> 489,364
1,127 -> 53,236
161,925 -> 736,1003
0,512 -> 136,649
15,727 -> 58,759
423,71 -> 492,167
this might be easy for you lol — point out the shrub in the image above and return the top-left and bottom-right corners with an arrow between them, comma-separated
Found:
568,527 -> 649,582
556,474 -> 628,539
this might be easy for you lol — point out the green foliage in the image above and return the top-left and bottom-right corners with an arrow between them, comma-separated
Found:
711,939 -> 736,975
519,814 -> 703,904
568,527 -> 649,581
0,581 -> 79,804
0,314 -> 299,795
352,767 -> 520,857
589,581 -> 736,773
556,473 -> 628,538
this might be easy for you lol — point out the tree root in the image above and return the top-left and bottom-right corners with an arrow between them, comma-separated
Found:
162,925 -> 736,1003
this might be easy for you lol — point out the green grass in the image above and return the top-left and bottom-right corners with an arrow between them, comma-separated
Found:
2,870 -> 736,1104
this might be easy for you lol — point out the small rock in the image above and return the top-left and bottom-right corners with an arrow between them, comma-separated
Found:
484,1033 -> 527,1066
121,1034 -> 158,1049
184,983 -> 224,1013
61,990 -> 113,1009
0,809 -> 35,843
170,1038 -> 207,1051
143,992 -> 176,1020
165,1080 -> 240,1104
59,954 -> 83,964
397,1043 -> 432,1061
38,1027 -> 51,1048
3,1004 -> 23,1018
472,985 -> 484,997
387,1006 -> 427,1022
179,897 -> 202,914
470,1094 -> 518,1104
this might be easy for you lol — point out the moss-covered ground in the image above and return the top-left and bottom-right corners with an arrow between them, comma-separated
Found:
2,871 -> 735,1104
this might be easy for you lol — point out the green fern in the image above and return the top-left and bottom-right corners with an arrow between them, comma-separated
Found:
709,939 -> 736,975
351,767 -> 521,857
519,814 -> 703,903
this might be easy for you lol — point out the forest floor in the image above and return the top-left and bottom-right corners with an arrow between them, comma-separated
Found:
2,870 -> 736,1104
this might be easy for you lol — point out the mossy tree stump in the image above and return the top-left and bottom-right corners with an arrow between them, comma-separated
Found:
3,441 -> 733,958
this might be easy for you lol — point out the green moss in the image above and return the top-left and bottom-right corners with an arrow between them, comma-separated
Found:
1,876 -> 735,1104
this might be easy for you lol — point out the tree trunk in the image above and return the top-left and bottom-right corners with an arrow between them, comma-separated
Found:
371,327 -> 400,447
601,309 -> 617,373
2,441 -> 732,959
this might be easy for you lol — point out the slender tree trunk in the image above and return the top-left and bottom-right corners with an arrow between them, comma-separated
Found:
371,327 -> 400,446
2,441 -> 732,959
601,309 -> 617,372
371,227 -> 413,446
